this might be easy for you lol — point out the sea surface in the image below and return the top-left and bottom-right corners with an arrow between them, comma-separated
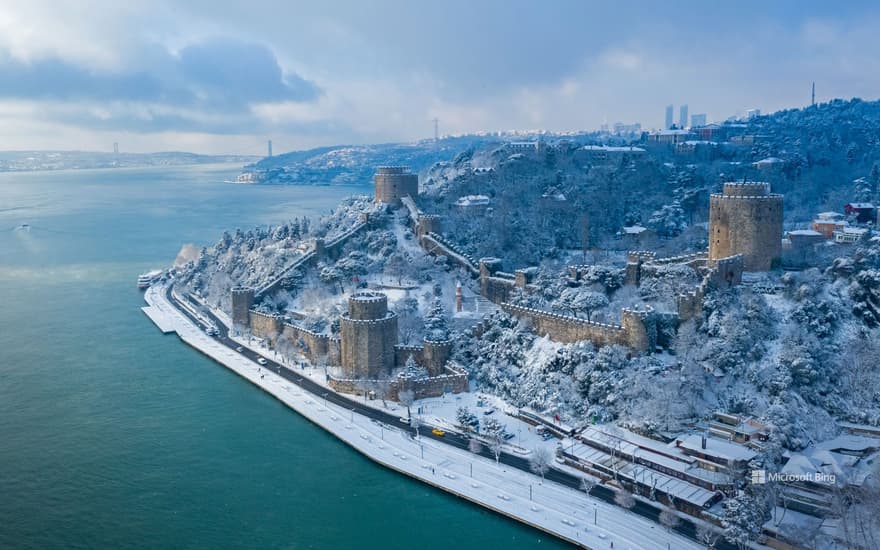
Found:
0,164 -> 568,549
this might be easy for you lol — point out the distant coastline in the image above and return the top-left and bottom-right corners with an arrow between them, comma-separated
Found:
0,150 -> 259,173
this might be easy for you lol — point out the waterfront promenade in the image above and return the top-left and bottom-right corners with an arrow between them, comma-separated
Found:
143,283 -> 707,550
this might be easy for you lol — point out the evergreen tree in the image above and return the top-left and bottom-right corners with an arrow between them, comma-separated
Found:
424,298 -> 450,341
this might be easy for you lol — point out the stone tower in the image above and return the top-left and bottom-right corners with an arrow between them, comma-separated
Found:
709,182 -> 783,271
231,286 -> 255,328
340,291 -> 398,378
374,166 -> 418,205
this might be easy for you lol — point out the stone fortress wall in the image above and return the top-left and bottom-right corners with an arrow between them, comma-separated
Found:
235,167 -> 776,394
328,363 -> 468,402
709,182 -> 783,271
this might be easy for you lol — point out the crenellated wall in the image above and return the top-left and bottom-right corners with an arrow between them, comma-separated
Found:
249,310 -> 282,339
281,322 -> 340,365
328,363 -> 468,401
499,303 -> 653,352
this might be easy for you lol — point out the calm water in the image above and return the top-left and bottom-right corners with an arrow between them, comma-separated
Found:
0,165 -> 568,549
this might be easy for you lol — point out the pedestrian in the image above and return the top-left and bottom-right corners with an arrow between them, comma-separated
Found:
432,467 -> 435,475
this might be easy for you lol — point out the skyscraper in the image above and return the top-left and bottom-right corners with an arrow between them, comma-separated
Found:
665,104 -> 674,129
267,140 -> 273,157
679,104 -> 688,129
691,113 -> 707,127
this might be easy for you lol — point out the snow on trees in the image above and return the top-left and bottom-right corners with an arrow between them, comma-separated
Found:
613,490 -> 636,511
647,200 -> 687,238
424,298 -> 451,341
398,390 -> 415,419
528,446 -> 552,481
456,406 -> 479,433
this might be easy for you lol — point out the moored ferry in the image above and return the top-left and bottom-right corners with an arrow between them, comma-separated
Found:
137,269 -> 163,289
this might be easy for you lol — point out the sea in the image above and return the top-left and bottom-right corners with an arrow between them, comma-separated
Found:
0,164 -> 569,549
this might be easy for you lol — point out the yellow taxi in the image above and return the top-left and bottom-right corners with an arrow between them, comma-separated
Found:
431,428 -> 445,437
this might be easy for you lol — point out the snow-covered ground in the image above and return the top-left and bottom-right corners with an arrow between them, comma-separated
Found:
144,284 -> 703,549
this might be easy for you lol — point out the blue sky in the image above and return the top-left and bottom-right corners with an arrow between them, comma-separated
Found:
0,0 -> 877,154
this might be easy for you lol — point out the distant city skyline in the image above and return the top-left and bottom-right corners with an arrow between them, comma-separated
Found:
0,0 -> 877,154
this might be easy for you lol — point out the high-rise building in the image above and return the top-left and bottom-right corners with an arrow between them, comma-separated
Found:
691,113 -> 707,127
746,109 -> 761,120
665,104 -> 674,129
267,140 -> 273,157
679,105 -> 688,129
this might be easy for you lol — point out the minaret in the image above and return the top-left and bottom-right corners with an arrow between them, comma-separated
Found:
455,280 -> 463,313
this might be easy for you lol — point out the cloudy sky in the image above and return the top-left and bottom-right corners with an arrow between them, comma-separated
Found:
0,0 -> 878,155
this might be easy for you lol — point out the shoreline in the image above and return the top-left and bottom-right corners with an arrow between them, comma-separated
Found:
143,284 -> 701,550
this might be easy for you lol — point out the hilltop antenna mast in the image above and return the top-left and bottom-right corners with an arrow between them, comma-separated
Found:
432,118 -> 439,142
811,82 -> 816,106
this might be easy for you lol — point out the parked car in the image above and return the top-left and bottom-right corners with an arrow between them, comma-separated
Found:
483,409 -> 495,416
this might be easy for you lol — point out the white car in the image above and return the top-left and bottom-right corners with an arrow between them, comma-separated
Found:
235,346 -> 244,353
257,357 -> 267,365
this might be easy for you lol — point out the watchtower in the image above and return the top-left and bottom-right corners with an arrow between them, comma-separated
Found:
374,166 -> 419,205
709,182 -> 783,271
231,286 -> 255,328
340,291 -> 398,378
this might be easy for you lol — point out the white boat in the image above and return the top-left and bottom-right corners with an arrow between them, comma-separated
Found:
137,269 -> 163,289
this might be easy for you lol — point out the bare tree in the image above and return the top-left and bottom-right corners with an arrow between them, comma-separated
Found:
659,505 -> 681,532
468,437 -> 482,455
410,415 -> 421,439
489,433 -> 504,465
614,489 -> 636,512
374,372 -> 392,407
398,389 -> 415,419
529,446 -> 552,482
696,523 -> 721,549
580,477 -> 596,497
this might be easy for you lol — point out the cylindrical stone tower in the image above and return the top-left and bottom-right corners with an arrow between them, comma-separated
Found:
709,182 -> 783,271
340,291 -> 398,378
374,166 -> 419,205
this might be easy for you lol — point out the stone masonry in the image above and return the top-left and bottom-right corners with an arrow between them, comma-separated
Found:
709,182 -> 783,271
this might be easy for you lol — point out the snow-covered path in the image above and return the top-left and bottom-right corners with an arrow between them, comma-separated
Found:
143,285 -> 701,549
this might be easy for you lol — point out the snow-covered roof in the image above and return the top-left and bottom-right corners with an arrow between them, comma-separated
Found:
846,202 -> 875,209
816,211 -> 844,220
542,192 -> 567,201
839,227 -> 868,235
755,156 -> 784,164
582,145 -> 646,152
622,225 -> 649,235
565,439 -> 721,507
787,229 -> 822,237
455,195 -> 491,207
813,218 -> 847,226
681,140 -> 717,145
676,434 -> 757,462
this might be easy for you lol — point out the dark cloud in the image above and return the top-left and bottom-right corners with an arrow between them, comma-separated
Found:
177,39 -> 319,107
0,38 -> 320,132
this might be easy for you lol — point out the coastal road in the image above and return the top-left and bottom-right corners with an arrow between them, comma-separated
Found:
165,284 -> 734,550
